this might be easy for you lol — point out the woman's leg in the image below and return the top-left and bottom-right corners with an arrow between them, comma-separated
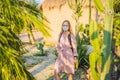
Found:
54,70 -> 60,80
68,73 -> 73,80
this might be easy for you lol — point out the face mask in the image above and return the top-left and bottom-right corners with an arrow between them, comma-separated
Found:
62,26 -> 69,31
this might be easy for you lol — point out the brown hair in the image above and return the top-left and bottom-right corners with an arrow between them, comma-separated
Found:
60,20 -> 73,34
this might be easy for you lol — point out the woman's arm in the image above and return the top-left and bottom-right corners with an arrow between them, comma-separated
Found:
56,34 -> 63,54
71,34 -> 78,57
56,43 -> 62,54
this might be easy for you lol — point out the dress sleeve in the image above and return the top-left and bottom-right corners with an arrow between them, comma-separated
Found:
71,34 -> 78,57
56,43 -> 62,54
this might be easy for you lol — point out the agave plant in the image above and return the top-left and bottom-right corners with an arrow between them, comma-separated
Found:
76,34 -> 89,69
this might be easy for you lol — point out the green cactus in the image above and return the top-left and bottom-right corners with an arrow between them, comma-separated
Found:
88,0 -> 114,80
89,20 -> 101,80
37,42 -> 45,54
101,0 -> 114,79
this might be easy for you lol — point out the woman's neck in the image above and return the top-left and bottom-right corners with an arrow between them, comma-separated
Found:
63,31 -> 69,34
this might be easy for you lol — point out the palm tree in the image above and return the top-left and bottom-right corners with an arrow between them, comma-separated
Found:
1,0 -> 51,43
0,0 -> 50,80
0,22 -> 35,80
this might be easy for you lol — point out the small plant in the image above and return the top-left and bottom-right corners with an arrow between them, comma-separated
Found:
54,48 -> 58,57
111,56 -> 120,80
37,42 -> 47,56
37,42 -> 45,54
76,33 -> 90,70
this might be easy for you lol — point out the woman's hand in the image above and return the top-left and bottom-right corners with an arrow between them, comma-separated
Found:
74,57 -> 79,69
74,57 -> 77,64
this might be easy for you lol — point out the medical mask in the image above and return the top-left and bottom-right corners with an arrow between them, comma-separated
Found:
62,26 -> 69,31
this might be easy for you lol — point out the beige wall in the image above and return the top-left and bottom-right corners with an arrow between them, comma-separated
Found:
41,1 -> 104,45
43,3 -> 75,45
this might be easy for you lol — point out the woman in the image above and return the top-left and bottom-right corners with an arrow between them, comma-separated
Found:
54,20 -> 78,80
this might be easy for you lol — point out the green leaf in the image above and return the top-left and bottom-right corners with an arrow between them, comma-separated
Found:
94,0 -> 105,12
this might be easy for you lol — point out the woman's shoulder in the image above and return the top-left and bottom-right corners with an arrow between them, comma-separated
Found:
69,33 -> 74,37
69,33 -> 76,40
59,32 -> 63,37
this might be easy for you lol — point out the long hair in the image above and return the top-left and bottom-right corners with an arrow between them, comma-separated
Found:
60,20 -> 73,34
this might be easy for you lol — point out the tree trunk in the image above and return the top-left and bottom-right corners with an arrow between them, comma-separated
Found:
89,0 -> 91,24
29,30 -> 36,44
96,9 -> 98,23
28,32 -> 32,44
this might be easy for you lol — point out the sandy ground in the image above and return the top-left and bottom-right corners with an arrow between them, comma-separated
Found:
19,32 -> 57,80
19,32 -> 89,80
22,44 -> 56,80
19,31 -> 43,43
26,47 -> 56,80
20,32 -> 111,80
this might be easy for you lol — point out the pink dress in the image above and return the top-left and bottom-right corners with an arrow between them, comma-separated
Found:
54,32 -> 78,74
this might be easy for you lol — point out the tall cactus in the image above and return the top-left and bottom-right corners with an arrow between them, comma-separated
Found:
89,0 -> 104,79
92,0 -> 114,79
101,0 -> 114,79
89,20 -> 101,80
89,0 -> 114,79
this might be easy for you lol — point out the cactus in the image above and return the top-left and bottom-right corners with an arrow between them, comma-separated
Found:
91,0 -> 113,80
89,20 -> 101,80
101,0 -> 114,79
37,42 -> 45,54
